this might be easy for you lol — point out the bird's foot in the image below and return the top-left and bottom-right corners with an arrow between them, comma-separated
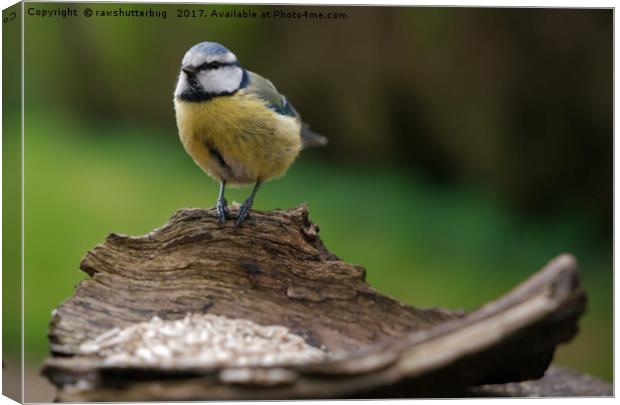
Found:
234,202 -> 253,228
216,198 -> 231,224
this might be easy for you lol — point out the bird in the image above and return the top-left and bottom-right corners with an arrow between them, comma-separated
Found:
173,41 -> 327,227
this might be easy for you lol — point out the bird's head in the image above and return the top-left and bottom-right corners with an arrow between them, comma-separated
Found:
174,42 -> 247,102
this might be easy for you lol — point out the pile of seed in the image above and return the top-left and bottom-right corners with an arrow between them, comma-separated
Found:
78,313 -> 326,369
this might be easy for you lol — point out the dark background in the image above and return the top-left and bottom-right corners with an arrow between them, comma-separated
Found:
25,7 -> 613,226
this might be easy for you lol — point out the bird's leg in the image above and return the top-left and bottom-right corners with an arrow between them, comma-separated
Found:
216,181 -> 230,224
235,181 -> 261,227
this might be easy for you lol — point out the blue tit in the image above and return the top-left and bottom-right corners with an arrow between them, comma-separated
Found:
173,41 -> 327,227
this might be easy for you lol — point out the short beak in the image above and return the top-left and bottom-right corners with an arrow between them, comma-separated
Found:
181,65 -> 196,75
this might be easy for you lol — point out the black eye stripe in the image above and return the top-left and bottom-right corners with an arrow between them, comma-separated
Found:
196,61 -> 238,71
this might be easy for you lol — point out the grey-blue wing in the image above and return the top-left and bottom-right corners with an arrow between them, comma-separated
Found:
245,70 -> 327,147
245,71 -> 298,118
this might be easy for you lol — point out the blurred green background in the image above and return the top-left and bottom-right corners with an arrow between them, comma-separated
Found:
8,3 -> 613,388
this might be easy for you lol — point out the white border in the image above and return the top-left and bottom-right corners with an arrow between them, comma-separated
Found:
0,1 -> 616,405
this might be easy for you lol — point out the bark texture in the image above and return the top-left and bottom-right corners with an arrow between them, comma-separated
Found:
43,206 -> 595,400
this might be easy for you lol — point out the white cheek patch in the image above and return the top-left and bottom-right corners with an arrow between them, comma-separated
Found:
199,66 -> 243,95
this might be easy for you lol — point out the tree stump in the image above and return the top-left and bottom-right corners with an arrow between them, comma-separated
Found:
42,206 -> 594,401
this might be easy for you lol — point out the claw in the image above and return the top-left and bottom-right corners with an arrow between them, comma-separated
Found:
234,203 -> 251,227
233,181 -> 261,228
216,198 -> 230,224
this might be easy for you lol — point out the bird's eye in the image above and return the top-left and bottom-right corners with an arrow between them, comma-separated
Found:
197,61 -> 222,71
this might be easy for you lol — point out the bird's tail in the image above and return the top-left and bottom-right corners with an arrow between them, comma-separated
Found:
301,124 -> 328,147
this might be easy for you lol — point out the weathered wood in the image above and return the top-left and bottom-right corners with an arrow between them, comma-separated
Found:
352,366 -> 612,398
43,206 -> 589,400
468,366 -> 612,397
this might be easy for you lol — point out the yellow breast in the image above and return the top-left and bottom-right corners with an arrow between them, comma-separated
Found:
174,91 -> 302,185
